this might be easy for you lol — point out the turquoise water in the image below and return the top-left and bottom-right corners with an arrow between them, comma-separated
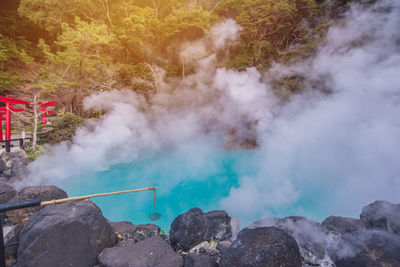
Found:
57,149 -> 258,230
55,145 -> 345,230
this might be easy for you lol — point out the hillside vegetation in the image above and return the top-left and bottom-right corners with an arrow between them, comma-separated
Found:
0,0 -> 373,144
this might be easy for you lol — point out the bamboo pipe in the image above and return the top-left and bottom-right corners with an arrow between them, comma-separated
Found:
40,187 -> 158,206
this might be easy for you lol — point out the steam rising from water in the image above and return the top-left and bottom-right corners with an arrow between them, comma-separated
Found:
25,1 -> 400,226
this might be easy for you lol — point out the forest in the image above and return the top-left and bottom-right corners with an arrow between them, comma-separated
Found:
0,0 -> 373,148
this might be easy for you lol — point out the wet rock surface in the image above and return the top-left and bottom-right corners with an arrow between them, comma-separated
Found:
98,236 -> 183,267
220,227 -> 302,267
7,185 -> 68,225
16,199 -> 115,267
360,200 -> 400,235
169,208 -> 232,251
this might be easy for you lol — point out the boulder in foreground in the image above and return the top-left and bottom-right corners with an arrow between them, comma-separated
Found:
360,200 -> 400,235
219,227 -> 301,267
98,236 -> 183,267
169,208 -> 232,251
327,229 -> 400,266
16,199 -> 115,267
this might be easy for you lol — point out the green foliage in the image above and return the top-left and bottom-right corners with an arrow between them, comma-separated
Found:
0,72 -> 20,95
37,112 -> 85,144
24,145 -> 43,161
215,0 -> 320,70
0,0 -> 348,145
160,228 -> 166,238
0,34 -> 34,64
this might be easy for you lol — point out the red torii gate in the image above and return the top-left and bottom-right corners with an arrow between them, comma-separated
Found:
38,100 -> 57,125
0,96 -> 30,141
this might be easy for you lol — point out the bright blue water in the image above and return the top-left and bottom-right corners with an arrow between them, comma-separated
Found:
56,149 -> 258,230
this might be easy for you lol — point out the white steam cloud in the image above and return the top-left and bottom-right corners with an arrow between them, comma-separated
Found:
221,0 -> 400,221
23,1 -> 400,227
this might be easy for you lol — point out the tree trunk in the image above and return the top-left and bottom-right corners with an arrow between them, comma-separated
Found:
32,93 -> 38,148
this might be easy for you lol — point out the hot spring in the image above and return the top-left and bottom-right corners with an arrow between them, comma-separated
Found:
53,147 -> 338,230
25,0 -> 400,231
55,149 -> 257,230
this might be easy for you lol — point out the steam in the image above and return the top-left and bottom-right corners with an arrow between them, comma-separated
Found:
221,0 -> 400,221
23,0 -> 400,229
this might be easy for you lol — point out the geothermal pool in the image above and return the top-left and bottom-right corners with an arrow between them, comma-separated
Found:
55,147 -> 333,230
56,149 -> 256,230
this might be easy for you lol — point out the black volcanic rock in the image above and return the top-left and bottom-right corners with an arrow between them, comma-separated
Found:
250,216 -> 330,266
169,208 -> 231,251
16,200 -> 115,267
0,181 -> 16,204
109,221 -> 160,243
98,236 -> 183,267
360,200 -> 400,235
184,253 -> 218,267
327,229 -> 400,267
322,216 -> 366,235
219,227 -> 301,267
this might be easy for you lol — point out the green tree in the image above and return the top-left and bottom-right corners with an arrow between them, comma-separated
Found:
215,0 -> 319,70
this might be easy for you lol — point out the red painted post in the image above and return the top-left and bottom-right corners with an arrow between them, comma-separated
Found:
5,102 -> 11,140
41,106 -> 46,125
0,112 -> 4,141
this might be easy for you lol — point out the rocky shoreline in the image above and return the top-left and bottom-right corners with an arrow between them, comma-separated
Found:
1,150 -> 400,267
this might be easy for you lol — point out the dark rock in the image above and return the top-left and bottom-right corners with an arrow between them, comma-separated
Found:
184,253 -> 218,267
98,236 -> 183,267
1,150 -> 29,181
109,221 -> 160,243
250,216 -> 331,266
360,200 -> 400,235
16,199 -> 115,267
9,158 -> 29,179
204,210 -> 232,241
322,216 -> 366,235
109,220 -> 135,235
2,169 -> 11,179
327,229 -> 400,267
0,157 -> 7,171
7,185 -> 67,225
170,208 -> 231,251
0,181 -> 16,204
217,240 -> 231,256
131,224 -> 160,243
4,224 -> 22,258
219,227 -> 302,267
1,149 -> 28,162
217,240 -> 231,251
